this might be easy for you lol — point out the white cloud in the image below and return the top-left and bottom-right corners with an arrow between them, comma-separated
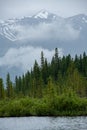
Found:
0,46 -> 63,71
11,21 -> 80,42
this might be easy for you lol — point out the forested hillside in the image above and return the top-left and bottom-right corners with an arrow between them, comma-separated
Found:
0,48 -> 87,117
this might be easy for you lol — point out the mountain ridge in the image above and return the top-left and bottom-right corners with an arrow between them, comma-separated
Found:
0,10 -> 87,42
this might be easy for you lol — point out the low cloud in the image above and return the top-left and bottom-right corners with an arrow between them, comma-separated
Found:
0,46 -> 63,71
10,21 -> 80,42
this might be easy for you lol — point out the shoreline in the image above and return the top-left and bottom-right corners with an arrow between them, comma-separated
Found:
0,115 -> 87,118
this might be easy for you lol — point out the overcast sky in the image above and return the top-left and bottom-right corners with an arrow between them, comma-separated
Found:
0,0 -> 87,20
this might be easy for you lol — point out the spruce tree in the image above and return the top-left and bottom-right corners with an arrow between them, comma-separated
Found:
41,51 -> 44,69
82,52 -> 87,76
6,73 -> 13,98
54,48 -> 59,80
0,78 -> 4,99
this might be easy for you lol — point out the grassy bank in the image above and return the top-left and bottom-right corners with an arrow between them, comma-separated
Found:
0,93 -> 87,117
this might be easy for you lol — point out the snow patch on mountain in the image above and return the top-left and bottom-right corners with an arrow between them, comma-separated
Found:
82,17 -> 87,23
0,11 -> 87,42
33,9 -> 57,20
34,10 -> 49,19
0,25 -> 17,41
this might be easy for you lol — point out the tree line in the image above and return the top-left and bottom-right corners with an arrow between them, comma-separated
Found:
0,48 -> 87,99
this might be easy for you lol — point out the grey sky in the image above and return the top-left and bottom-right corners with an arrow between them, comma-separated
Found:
0,0 -> 87,20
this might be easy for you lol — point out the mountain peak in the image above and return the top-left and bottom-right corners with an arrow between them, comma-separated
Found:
66,13 -> 87,24
39,9 -> 49,13
33,9 -> 58,20
34,9 -> 49,19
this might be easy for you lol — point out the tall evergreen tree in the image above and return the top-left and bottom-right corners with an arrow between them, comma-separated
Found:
6,73 -> 13,98
41,51 -> 44,69
82,52 -> 87,76
0,78 -> 4,99
54,48 -> 59,80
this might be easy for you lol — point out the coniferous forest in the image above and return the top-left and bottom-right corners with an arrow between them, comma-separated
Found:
0,48 -> 87,117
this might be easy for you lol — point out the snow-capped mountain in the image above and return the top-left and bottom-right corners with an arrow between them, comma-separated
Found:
33,9 -> 58,19
34,10 -> 50,19
0,11 -> 87,42
65,14 -> 87,30
0,10 -> 63,41
0,10 -> 87,81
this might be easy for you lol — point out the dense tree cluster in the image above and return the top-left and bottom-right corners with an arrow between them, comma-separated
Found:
0,48 -> 87,99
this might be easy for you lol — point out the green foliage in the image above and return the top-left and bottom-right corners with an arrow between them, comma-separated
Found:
12,50 -> 87,99
1,49 -> 87,116
0,78 -> 4,99
6,73 -> 14,98
0,94 -> 87,117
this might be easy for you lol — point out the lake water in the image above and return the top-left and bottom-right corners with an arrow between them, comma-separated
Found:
0,117 -> 87,130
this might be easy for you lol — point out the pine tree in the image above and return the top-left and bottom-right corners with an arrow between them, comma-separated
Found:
66,63 -> 86,97
15,76 -> 19,94
41,51 -> 44,69
43,58 -> 49,84
82,52 -> 87,76
54,48 -> 59,80
25,71 -> 30,91
0,78 -> 4,99
33,60 -> 40,80
41,51 -> 47,84
6,73 -> 13,98
61,56 -> 66,76
79,54 -> 83,73
46,77 -> 56,110
22,74 -> 26,95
